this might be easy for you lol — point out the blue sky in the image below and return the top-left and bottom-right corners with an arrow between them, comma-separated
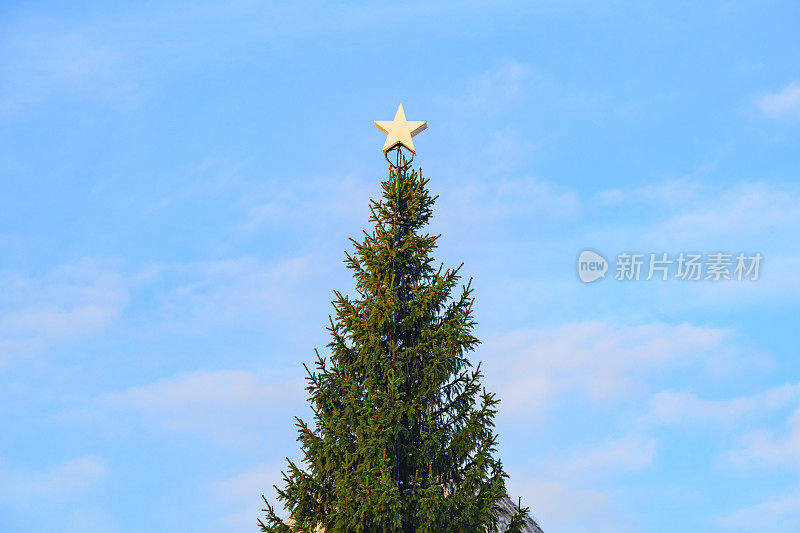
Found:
1,1 -> 799,531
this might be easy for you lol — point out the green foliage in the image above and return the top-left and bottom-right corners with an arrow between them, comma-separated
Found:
260,162 -> 528,532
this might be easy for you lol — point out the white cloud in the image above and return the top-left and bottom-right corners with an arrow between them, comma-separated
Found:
649,183 -> 800,245
128,255 -> 320,334
651,383 -> 800,426
441,177 -> 800,321
97,369 -> 305,444
241,174 -> 372,235
484,321 -> 729,413
213,462 -> 286,531
583,179 -> 800,273
450,60 -> 533,111
0,259 -> 127,336
757,82 -> 800,121
720,488 -> 800,532
0,253 -> 322,369
0,258 -> 129,366
506,476 -> 635,533
440,176 -> 580,225
0,456 -> 107,499
646,384 -> 800,470
0,456 -> 112,533
477,129 -> 540,175
1,305 -> 119,340
0,22 -> 141,114
727,406 -> 800,469
595,177 -> 707,208
558,434 -> 657,474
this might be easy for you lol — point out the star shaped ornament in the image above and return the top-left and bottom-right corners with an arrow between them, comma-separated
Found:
375,104 -> 427,155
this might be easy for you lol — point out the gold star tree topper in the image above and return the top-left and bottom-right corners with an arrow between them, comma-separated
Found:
374,104 -> 427,155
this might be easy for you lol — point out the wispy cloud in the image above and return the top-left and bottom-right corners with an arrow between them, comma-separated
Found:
212,461 -> 286,530
484,321 -> 729,413
0,455 -> 107,499
557,434 -> 657,474
595,176 -> 708,209
757,82 -> 800,121
587,176 -> 800,254
0,455 -> 112,533
651,383 -> 800,426
720,488 -> 800,532
727,405 -> 800,469
506,475 -> 634,533
93,369 -> 304,445
241,175 -> 373,236
437,175 -> 580,230
450,61 -> 533,111
0,258 -> 129,367
149,255 -> 316,330
0,21 -> 142,114
647,182 -> 800,247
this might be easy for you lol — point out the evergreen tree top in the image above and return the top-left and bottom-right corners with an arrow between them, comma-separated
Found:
260,157 -> 535,533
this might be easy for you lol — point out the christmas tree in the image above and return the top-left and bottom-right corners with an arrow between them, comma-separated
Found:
259,106 -> 537,533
